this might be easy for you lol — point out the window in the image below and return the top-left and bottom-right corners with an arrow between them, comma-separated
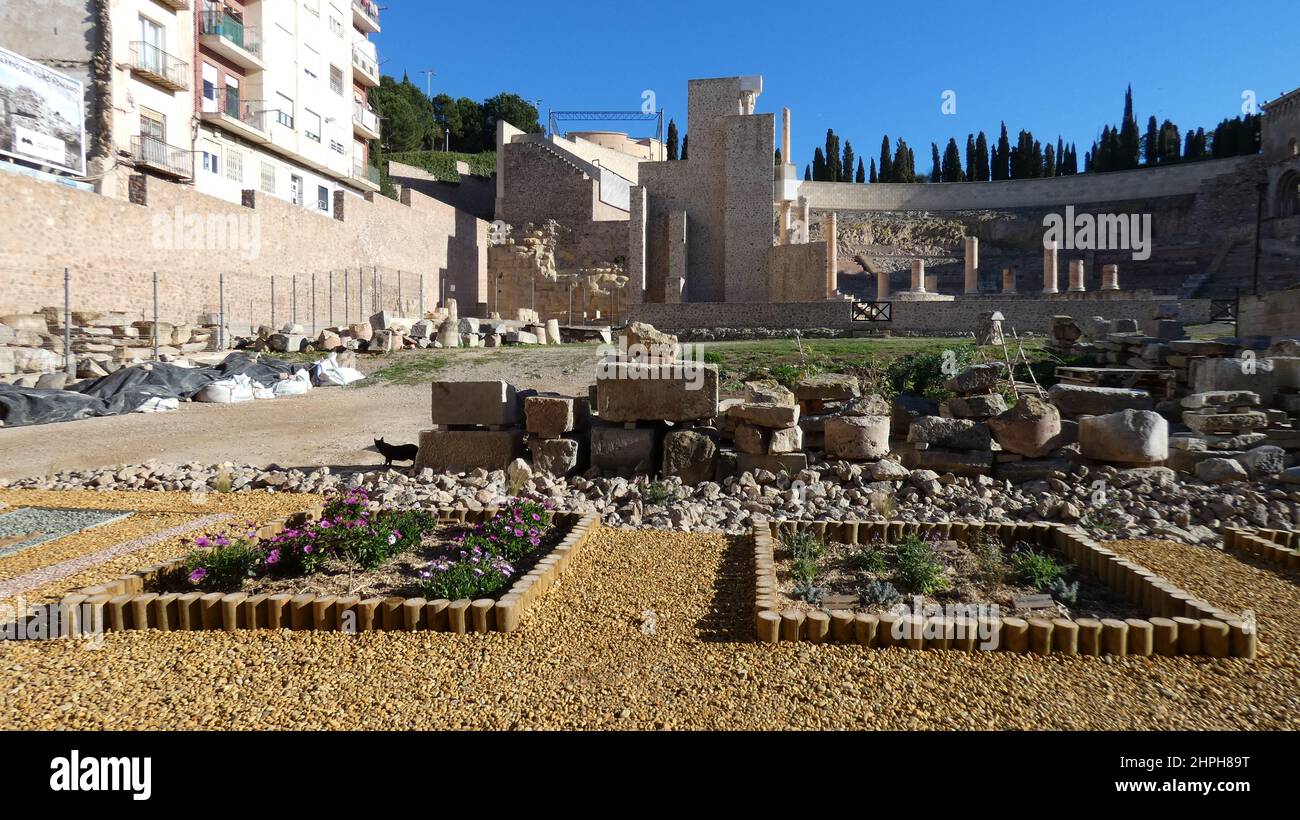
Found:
275,92 -> 294,128
329,65 -> 343,95
226,149 -> 243,183
260,162 -> 276,193
328,15 -> 343,36
304,108 -> 321,142
201,63 -> 218,112
224,75 -> 241,117
140,109 -> 165,142
202,151 -> 220,175
304,0 -> 320,15
138,15 -> 164,73
317,185 -> 329,212
330,139 -> 345,154
303,45 -> 319,79
290,174 -> 304,206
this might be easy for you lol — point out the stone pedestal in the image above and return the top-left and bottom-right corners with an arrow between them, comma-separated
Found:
1042,241 -> 1059,293
1101,264 -> 1119,290
911,260 -> 926,292
778,201 -> 791,245
824,213 -> 838,297
925,274 -> 938,293
876,270 -> 889,300
1068,260 -> 1086,292
1001,268 -> 1017,294
964,237 -> 979,294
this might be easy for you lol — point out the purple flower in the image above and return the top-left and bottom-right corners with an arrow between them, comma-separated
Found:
265,549 -> 281,565
188,567 -> 208,584
194,536 -> 210,548
303,544 -> 314,554
532,513 -> 541,522
214,534 -> 230,547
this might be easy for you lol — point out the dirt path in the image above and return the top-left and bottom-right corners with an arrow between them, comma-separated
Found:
0,346 -> 603,481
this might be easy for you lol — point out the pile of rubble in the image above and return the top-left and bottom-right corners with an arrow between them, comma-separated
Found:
236,299 -> 611,356
1,309 -> 214,388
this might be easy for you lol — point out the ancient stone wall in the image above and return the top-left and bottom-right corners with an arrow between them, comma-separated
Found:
1239,289 -> 1300,337
0,169 -> 487,330
767,242 -> 827,302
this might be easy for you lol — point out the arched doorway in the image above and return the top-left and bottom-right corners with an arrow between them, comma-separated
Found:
1277,171 -> 1300,218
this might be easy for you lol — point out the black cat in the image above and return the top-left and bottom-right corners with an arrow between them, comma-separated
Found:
374,437 -> 418,466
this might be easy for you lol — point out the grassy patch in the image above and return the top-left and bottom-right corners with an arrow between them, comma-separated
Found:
362,353 -> 450,386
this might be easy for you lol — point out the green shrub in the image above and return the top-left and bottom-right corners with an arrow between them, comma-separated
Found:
789,557 -> 818,588
384,150 -> 496,181
859,579 -> 901,606
1047,577 -> 1080,606
640,480 -> 680,507
417,499 -> 555,600
181,538 -> 260,593
782,530 -> 824,563
892,534 -> 949,595
885,346 -> 976,401
1010,547 -> 1069,589
848,545 -> 888,574
792,581 -> 827,606
971,532 -> 1007,581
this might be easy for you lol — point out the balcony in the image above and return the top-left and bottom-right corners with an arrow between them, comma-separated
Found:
131,135 -> 193,179
352,45 -> 379,87
156,0 -> 190,10
352,0 -> 381,34
200,89 -> 269,144
352,101 -> 379,139
198,10 -> 265,71
352,160 -> 381,190
128,42 -> 189,91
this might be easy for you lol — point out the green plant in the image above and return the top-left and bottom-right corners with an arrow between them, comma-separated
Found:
640,480 -> 680,506
870,492 -> 895,518
971,532 -> 1007,581
884,346 -> 976,401
1080,503 -> 1124,535
1010,547 -> 1069,589
892,534 -> 949,595
181,538 -> 260,592
417,499 -> 556,600
1047,577 -> 1080,606
858,579 -> 902,606
213,469 -> 233,494
781,530 -> 824,563
848,545 -> 888,574
789,557 -> 818,588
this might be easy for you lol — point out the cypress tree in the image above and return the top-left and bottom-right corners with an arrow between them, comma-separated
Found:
930,142 -> 942,182
1044,143 -> 1056,177
994,122 -> 1011,180
666,119 -> 680,160
879,135 -> 893,183
1056,137 -> 1065,175
842,140 -> 854,186
681,135 -> 688,160
975,131 -> 990,181
942,138 -> 964,182
1120,85 -> 1141,169
869,158 -> 878,183
804,164 -> 811,181
812,147 -> 827,181
856,157 -> 865,183
825,129 -> 841,181
1144,115 -> 1158,165
964,134 -> 975,181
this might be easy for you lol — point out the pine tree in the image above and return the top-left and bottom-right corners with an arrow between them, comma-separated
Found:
930,142 -> 942,182
856,157 -> 865,183
879,135 -> 893,183
666,119 -> 680,160
975,131 -> 990,181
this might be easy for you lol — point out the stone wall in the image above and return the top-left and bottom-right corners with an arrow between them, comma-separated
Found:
487,245 -> 634,325
0,169 -> 488,330
387,161 -> 495,221
801,156 -> 1255,211
767,242 -> 827,302
1239,289 -> 1300,337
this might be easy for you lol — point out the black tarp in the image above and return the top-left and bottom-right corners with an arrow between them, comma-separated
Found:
0,353 -> 310,428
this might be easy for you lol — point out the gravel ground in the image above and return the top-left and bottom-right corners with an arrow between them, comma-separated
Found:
1,527 -> 1295,730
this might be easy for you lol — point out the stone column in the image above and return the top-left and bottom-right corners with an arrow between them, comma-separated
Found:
824,212 -> 838,297
964,237 -> 979,294
1101,264 -> 1119,290
779,201 -> 791,245
782,108 -> 792,164
876,270 -> 889,300
926,274 -> 938,293
798,197 -> 810,244
666,211 -> 687,303
627,186 -> 647,299
1068,259 -> 1086,292
1001,268 -> 1017,294
911,259 -> 926,292
1042,240 -> 1059,293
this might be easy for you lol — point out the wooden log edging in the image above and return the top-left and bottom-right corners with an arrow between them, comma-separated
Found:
1221,526 -> 1300,575
33,508 -> 598,638
751,519 -> 1256,659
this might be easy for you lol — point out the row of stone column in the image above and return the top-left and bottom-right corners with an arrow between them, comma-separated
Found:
875,238 -> 1120,298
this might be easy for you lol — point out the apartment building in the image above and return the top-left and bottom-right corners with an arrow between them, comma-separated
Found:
193,0 -> 382,210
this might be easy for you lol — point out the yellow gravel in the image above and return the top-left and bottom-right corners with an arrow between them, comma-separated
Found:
0,490 -> 321,603
1,528 -> 1296,730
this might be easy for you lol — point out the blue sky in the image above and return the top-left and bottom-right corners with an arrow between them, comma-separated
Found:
375,0 -> 1299,168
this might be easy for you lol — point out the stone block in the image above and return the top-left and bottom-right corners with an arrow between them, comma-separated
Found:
728,402 -> 799,428
1181,390 -> 1260,409
590,426 -> 656,473
891,394 -> 939,437
907,416 -> 992,450
525,394 -> 578,438
944,362 -> 1007,395
430,380 -> 520,427
1189,356 -> 1275,403
415,429 -> 524,471
1078,409 -> 1168,464
595,363 -> 718,422
1233,445 -> 1285,477
794,373 -> 859,402
1272,357 -> 1300,391
662,430 -> 718,485
902,448 -> 994,477
734,422 -> 767,454
744,379 -> 796,406
988,395 -> 1062,458
945,393 -> 1008,419
531,437 -> 580,477
1195,458 -> 1248,484
1048,383 -> 1154,416
824,415 -> 890,460
457,317 -> 480,335
768,426 -> 803,454
368,329 -> 402,353
1182,411 -> 1269,435
0,347 -> 13,375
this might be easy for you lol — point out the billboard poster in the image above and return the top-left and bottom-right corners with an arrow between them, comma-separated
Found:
0,45 -> 86,176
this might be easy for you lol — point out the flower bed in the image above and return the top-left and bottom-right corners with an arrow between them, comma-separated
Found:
51,496 -> 598,636
1222,526 -> 1300,575
751,520 -> 1258,659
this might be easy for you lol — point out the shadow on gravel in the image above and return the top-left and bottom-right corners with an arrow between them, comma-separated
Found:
695,533 -> 753,643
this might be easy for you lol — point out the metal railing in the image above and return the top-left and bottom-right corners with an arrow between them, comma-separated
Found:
353,0 -> 381,25
131,134 -> 193,178
128,42 -> 189,89
199,10 -> 261,58
352,45 -> 378,81
354,161 -> 381,184
207,88 -> 266,132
